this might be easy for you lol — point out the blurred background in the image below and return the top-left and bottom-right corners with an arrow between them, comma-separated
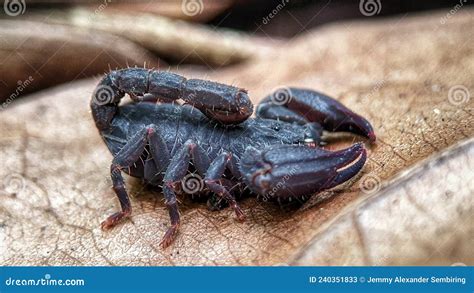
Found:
0,0 -> 471,103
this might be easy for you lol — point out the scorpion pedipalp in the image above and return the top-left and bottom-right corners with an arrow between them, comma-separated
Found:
240,143 -> 367,199
257,88 -> 376,143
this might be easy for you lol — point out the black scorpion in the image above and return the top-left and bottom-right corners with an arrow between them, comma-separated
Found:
90,68 -> 376,248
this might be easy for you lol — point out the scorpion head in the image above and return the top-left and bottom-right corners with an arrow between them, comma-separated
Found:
260,120 -> 321,147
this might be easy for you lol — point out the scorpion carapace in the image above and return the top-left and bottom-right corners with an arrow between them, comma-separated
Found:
90,68 -> 376,248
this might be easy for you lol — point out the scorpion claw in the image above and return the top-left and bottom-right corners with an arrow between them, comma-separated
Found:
259,88 -> 376,142
159,224 -> 180,249
329,143 -> 368,187
336,111 -> 376,143
101,210 -> 131,230
240,143 -> 367,199
233,205 -> 246,222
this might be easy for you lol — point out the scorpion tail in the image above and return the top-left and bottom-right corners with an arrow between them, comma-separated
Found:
91,67 -> 254,131
240,143 -> 367,200
90,72 -> 123,132
91,68 -> 153,132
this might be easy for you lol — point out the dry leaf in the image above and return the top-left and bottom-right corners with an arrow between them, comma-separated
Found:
27,8 -> 273,66
99,0 -> 235,22
24,0 -> 234,22
0,20 -> 158,104
0,10 -> 472,265
291,138 -> 474,266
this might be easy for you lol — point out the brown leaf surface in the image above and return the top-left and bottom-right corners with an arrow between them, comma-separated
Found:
29,8 -> 273,66
99,0 -> 235,22
290,138 -> 474,266
24,0 -> 234,22
0,11 -> 473,265
0,20 -> 158,104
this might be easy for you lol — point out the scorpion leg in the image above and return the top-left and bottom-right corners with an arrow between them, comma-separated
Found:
204,153 -> 246,221
160,140 -> 206,248
160,142 -> 246,247
256,88 -> 376,142
160,145 -> 189,248
206,178 -> 243,211
240,143 -> 367,200
101,127 -> 149,230
143,126 -> 171,185
102,125 -> 171,229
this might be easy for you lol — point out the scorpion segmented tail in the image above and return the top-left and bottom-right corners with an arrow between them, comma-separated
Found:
90,68 -> 186,131
91,67 -> 253,130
